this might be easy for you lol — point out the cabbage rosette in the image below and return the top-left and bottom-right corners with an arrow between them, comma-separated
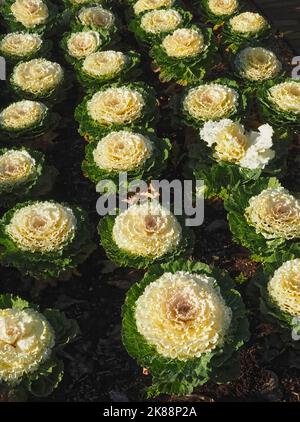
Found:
224,177 -> 300,264
257,79 -> 300,137
127,0 -> 179,18
0,100 -> 60,141
75,82 -> 158,141
0,200 -> 96,280
0,0 -> 58,34
186,119 -> 286,199
70,5 -> 118,40
199,0 -> 240,25
122,259 -> 249,396
233,46 -> 283,86
82,129 -> 171,186
74,50 -> 141,90
149,26 -> 218,85
0,147 -> 57,208
60,29 -> 111,65
129,7 -> 192,46
0,32 -> 52,64
178,78 -> 247,129
98,202 -> 194,269
9,58 -> 70,104
222,12 -> 271,52
0,294 -> 78,400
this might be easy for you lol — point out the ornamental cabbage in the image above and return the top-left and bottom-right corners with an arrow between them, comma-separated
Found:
0,100 -> 60,141
74,50 -> 141,89
98,202 -> 194,269
0,32 -> 51,63
150,26 -> 217,85
75,82 -> 158,141
0,200 -> 96,280
224,177 -> 300,263
234,46 -> 282,83
82,129 -> 171,185
10,58 -> 67,103
258,79 -> 300,135
179,78 -> 247,129
0,294 -> 78,399
122,259 -> 249,396
201,0 -> 239,23
1,0 -> 57,34
0,147 -> 57,207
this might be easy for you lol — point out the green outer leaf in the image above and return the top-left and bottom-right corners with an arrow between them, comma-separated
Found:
176,78 -> 248,130
74,50 -> 142,90
9,62 -> 72,105
0,108 -> 60,142
98,212 -> 194,269
82,128 -> 171,187
0,200 -> 96,280
0,293 -> 79,398
0,34 -> 52,65
60,29 -> 112,66
122,259 -> 249,396
199,0 -> 242,25
0,0 -> 59,35
187,137 -> 287,200
149,26 -> 218,85
224,177 -> 300,264
257,78 -> 300,134
75,82 -> 159,141
128,7 -> 192,47
0,147 -> 58,208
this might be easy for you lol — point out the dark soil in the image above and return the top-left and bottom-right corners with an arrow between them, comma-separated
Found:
0,1 -> 300,402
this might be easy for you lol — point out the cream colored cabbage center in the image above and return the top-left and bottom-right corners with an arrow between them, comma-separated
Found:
135,271 -> 232,359
113,202 -> 182,258
0,32 -> 42,57
87,87 -> 145,125
12,58 -> 63,95
0,308 -> 55,383
133,0 -> 174,16
6,201 -> 77,252
67,31 -> 101,59
0,100 -> 47,130
235,47 -> 282,81
78,6 -> 115,28
268,81 -> 300,114
0,150 -> 36,187
245,187 -> 300,240
11,0 -> 49,28
82,51 -> 126,77
183,83 -> 239,121
93,130 -> 153,171
207,0 -> 238,16
162,28 -> 206,58
268,259 -> 300,317
140,9 -> 182,34
230,12 -> 267,34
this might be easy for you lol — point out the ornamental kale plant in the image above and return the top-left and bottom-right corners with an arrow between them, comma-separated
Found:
75,82 -> 158,141
0,294 -> 79,401
122,259 -> 249,396
98,202 -> 194,269
0,147 -> 58,207
150,26 -> 218,85
0,200 -> 96,280
224,177 -> 300,265
82,128 -> 171,186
